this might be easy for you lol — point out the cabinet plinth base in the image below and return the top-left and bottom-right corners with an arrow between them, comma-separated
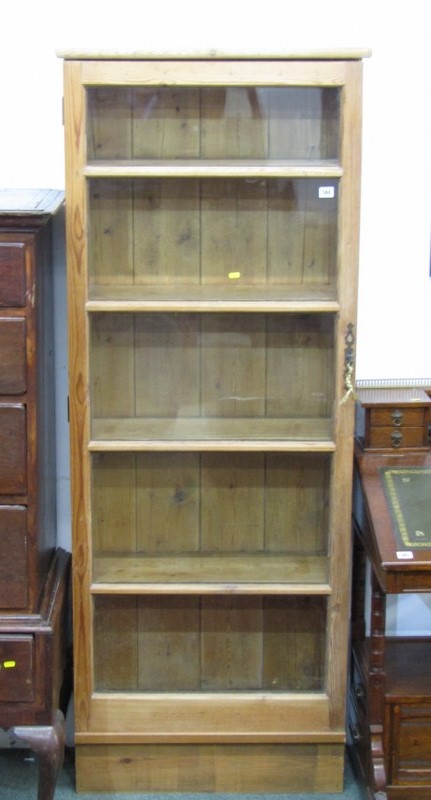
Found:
75,742 -> 345,793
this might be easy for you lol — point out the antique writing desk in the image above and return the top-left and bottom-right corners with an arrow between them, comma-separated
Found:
350,388 -> 431,800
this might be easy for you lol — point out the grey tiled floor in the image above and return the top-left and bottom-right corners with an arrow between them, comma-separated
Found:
0,747 -> 364,800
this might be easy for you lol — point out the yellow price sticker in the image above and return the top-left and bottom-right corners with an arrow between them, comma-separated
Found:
228,271 -> 241,280
3,661 -> 16,669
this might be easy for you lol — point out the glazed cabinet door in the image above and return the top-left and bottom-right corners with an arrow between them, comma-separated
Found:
63,54 -> 364,793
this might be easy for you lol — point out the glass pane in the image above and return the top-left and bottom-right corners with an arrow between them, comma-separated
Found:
86,87 -> 340,161
88,178 -> 338,292
90,312 -> 335,441
93,595 -> 327,692
91,452 -> 331,582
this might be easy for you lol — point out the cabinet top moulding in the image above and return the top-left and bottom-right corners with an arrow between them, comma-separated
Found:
0,189 -> 64,227
62,57 -> 367,88
57,48 -> 371,61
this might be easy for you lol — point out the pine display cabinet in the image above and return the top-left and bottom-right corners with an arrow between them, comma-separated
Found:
60,50 -> 369,793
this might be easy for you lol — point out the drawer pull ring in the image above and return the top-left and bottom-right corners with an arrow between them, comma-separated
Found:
391,430 -> 403,448
391,409 -> 403,426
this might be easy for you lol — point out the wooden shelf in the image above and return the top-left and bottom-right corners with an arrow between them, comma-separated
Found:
84,159 -> 343,179
87,284 -> 340,313
90,417 -> 335,450
91,553 -> 330,592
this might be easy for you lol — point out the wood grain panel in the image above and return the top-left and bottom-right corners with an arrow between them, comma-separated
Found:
0,635 -> 34,702
92,452 -> 137,553
133,180 -> 200,284
93,595 -> 138,690
265,453 -> 330,553
136,452 -> 200,552
134,313 -> 200,417
0,242 -> 26,306
88,179 -> 134,285
200,314 -> 266,418
91,314 -> 135,418
263,596 -> 326,691
137,596 -> 200,690
0,318 -> 26,394
87,87 -> 132,159
0,405 -> 26,494
76,742 -> 345,793
201,179 -> 268,284
268,179 -> 337,285
0,505 -> 27,608
201,88 -> 268,159
266,314 -> 334,418
201,453 -> 265,551
133,88 -> 200,158
201,596 -> 263,690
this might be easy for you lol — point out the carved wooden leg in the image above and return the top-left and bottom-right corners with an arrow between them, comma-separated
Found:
13,710 -> 65,800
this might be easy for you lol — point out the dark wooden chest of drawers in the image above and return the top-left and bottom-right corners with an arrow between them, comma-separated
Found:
356,388 -> 431,452
0,190 -> 70,800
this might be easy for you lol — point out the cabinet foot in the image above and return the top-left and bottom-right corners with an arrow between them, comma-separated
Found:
13,710 -> 65,800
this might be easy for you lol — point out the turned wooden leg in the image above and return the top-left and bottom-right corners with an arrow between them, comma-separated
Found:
13,710 -> 65,800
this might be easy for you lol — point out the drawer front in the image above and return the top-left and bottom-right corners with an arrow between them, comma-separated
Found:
0,405 -> 26,494
0,243 -> 26,307
0,318 -> 26,394
368,426 -> 425,450
0,635 -> 34,702
389,702 -> 431,785
370,407 -> 425,428
0,506 -> 27,608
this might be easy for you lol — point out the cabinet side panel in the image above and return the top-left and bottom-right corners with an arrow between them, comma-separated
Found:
327,60 -> 363,728
64,60 -> 93,730
35,222 -> 58,606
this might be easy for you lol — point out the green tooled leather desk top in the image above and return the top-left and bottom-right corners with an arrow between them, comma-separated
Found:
381,467 -> 431,549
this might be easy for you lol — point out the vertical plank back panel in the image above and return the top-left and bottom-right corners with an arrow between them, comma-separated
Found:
133,180 -> 200,284
136,453 -> 200,552
133,88 -> 201,158
94,596 -> 139,689
201,597 -> 264,690
134,313 -> 200,417
201,453 -> 265,551
137,597 -> 201,690
92,453 -> 137,553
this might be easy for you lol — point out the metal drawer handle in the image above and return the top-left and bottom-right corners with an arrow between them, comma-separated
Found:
391,430 -> 403,448
391,409 -> 403,426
